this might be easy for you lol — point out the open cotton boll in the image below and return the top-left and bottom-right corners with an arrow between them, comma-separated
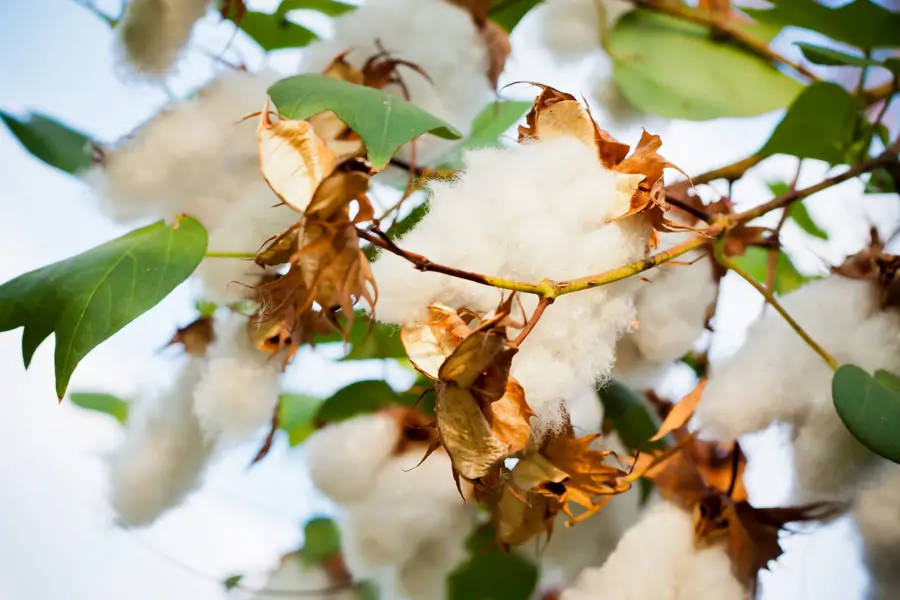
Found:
561,501 -> 745,600
115,0 -> 210,78
695,276 -> 900,501
372,137 -> 649,433
391,524 -> 472,600
252,555 -> 359,600
299,0 -> 493,164
340,449 -> 476,575
855,468 -> 900,600
87,70 -> 282,227
539,0 -> 632,60
565,384 -> 605,436
305,413 -> 402,504
108,359 -> 210,526
192,311 -> 283,442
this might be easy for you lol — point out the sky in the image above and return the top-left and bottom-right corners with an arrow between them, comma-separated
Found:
0,1 -> 898,599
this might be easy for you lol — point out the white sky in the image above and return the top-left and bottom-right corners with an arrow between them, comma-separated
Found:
0,1 -> 898,599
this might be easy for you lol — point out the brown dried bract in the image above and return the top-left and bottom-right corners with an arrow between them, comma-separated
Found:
447,0 -> 510,88
166,316 -> 215,356
833,229 -> 900,309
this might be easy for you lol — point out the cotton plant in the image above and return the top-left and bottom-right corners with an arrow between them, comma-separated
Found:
4,1 -> 900,600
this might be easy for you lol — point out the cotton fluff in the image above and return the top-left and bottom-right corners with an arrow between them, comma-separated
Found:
561,501 -> 747,600
539,0 -> 633,60
389,522 -> 473,600
695,276 -> 900,501
614,233 -> 716,383
299,0 -> 493,165
372,137 -> 649,434
854,468 -> 900,600
251,556 -> 359,600
115,0 -> 210,78
108,359 -> 211,526
192,311 -> 283,442
304,413 -> 402,503
87,70 -> 297,301
340,449 -> 477,575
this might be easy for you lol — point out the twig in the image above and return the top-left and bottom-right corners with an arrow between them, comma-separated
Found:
629,0 -> 819,81
250,403 -> 280,466
205,251 -> 257,259
765,160 -> 803,291
714,237 -> 839,371
666,196 -> 713,223
512,297 -> 554,346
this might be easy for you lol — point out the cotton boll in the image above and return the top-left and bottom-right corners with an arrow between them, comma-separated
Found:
192,312 -> 283,442
392,524 -> 472,600
108,359 -> 210,526
87,70 -> 282,227
695,276 -> 900,501
372,137 -> 650,434
561,501 -> 745,600
341,449 -> 476,575
305,413 -> 402,504
252,556 -> 359,600
854,468 -> 900,599
565,385 -> 605,436
539,0 -> 632,60
115,0 -> 210,77
300,0 -> 494,164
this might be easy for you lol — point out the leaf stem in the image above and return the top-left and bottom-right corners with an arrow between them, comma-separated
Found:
512,297 -> 554,346
630,0 -> 819,81
714,237 -> 839,371
204,251 -> 257,259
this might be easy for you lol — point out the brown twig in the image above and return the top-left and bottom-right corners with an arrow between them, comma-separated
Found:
765,160 -> 803,291
250,402 -> 280,466
512,297 -> 555,346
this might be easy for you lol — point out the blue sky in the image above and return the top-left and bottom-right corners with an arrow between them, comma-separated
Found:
0,1 -> 895,598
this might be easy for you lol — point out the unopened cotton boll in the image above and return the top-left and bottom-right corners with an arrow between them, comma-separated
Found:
561,501 -> 746,600
108,359 -> 210,526
300,0 -> 494,164
340,449 -> 476,576
695,276 -> 900,501
115,0 -> 210,77
372,137 -> 649,434
192,312 -> 283,442
305,413 -> 402,503
252,556 -> 359,600
854,468 -> 900,600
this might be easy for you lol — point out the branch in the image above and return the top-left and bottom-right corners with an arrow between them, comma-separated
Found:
714,238 -> 840,371
205,251 -> 257,259
512,297 -> 554,346
629,0 -> 819,81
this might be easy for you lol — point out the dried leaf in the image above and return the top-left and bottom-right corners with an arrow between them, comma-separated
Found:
437,384 -> 511,479
258,99 -> 337,213
167,316 -> 215,356
438,330 -> 510,389
483,377 -> 534,454
650,379 -> 706,442
481,20 -> 511,89
401,304 -> 472,379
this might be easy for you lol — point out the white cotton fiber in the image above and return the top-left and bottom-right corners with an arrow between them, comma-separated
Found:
695,276 -> 900,501
108,359 -> 210,526
854,468 -> 900,600
539,0 -> 632,60
192,311 -> 283,442
300,0 -> 494,164
391,523 -> 472,600
340,449 -> 475,576
305,413 -> 402,504
561,501 -> 746,600
372,137 -> 649,434
115,0 -> 210,77
251,555 -> 359,600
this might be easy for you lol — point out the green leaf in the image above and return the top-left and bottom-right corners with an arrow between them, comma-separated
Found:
1,111 -> 95,175
833,364 -> 900,463
448,523 -> 538,600
883,58 -> 900,77
223,575 -> 244,590
341,322 -> 406,361
607,10 -> 803,121
0,217 -> 207,398
759,83 -> 860,164
69,392 -> 129,424
315,380 -> 404,423
279,393 -> 326,445
437,101 -> 532,170
744,0 -> 900,50
194,299 -> 218,318
730,246 -> 810,296
359,581 -> 380,600
275,0 -> 356,18
489,0 -> 543,32
268,74 -> 461,169
795,43 -> 879,68
300,517 -> 342,565
229,10 -> 317,51
595,379 -> 664,453
866,168 -> 900,194
787,202 -> 828,240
